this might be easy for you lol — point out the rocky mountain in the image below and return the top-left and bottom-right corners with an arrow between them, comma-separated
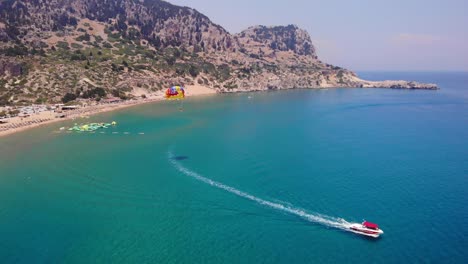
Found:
0,0 -> 437,106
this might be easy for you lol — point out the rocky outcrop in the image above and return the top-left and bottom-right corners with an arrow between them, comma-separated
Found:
218,69 -> 437,93
237,25 -> 316,57
356,79 -> 438,90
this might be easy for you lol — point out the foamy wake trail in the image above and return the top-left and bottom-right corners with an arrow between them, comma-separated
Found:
169,152 -> 352,232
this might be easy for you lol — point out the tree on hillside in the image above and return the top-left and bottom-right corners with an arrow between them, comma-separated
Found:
62,93 -> 77,103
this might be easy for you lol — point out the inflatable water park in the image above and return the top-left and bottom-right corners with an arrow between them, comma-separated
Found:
66,121 -> 117,132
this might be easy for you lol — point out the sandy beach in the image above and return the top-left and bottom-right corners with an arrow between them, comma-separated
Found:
0,85 -> 216,138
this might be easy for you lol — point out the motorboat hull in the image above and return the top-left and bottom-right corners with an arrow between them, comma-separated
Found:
348,223 -> 384,238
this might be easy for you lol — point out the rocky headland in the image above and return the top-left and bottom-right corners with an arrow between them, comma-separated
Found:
0,0 -> 437,110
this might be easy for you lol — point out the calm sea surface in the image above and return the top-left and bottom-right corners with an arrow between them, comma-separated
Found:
0,72 -> 467,263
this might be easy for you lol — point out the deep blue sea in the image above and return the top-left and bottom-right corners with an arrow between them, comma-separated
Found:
0,72 -> 467,263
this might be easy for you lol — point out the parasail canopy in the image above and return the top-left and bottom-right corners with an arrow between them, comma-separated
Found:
165,86 -> 185,100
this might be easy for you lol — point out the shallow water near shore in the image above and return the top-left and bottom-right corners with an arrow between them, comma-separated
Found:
0,72 -> 467,263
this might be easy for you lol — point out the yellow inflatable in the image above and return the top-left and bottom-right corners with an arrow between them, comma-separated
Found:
165,86 -> 185,100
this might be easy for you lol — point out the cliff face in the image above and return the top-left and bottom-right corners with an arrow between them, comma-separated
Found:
0,0 -> 436,106
237,25 -> 317,58
0,0 -> 235,52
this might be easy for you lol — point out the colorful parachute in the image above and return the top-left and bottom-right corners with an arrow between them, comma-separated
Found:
165,86 -> 185,100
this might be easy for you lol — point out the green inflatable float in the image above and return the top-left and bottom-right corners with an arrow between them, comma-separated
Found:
68,121 -> 117,132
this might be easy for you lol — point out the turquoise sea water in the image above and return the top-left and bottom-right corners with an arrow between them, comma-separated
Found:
0,72 -> 467,263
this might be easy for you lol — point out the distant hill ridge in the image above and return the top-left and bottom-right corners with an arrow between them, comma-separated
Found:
0,0 -> 437,106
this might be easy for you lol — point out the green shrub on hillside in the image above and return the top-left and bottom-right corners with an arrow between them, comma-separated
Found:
107,32 -> 121,41
189,64 -> 200,77
0,94 -> 10,106
201,62 -> 216,74
75,33 -> 91,42
62,93 -> 77,103
217,64 -> 231,81
0,45 -> 29,56
71,43 -> 84,49
82,87 -> 106,99
102,42 -> 113,49
165,56 -> 176,66
57,41 -> 70,50
94,35 -> 103,43
223,82 -> 238,89
70,50 -> 86,61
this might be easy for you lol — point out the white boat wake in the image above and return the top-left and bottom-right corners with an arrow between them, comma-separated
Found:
168,151 -> 353,233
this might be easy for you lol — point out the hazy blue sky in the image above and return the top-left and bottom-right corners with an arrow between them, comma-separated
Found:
168,0 -> 467,71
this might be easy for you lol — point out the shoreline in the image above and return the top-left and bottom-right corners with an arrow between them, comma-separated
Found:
0,81 -> 437,138
0,84 -> 216,138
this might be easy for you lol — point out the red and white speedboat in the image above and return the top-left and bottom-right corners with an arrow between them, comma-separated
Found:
348,221 -> 384,238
